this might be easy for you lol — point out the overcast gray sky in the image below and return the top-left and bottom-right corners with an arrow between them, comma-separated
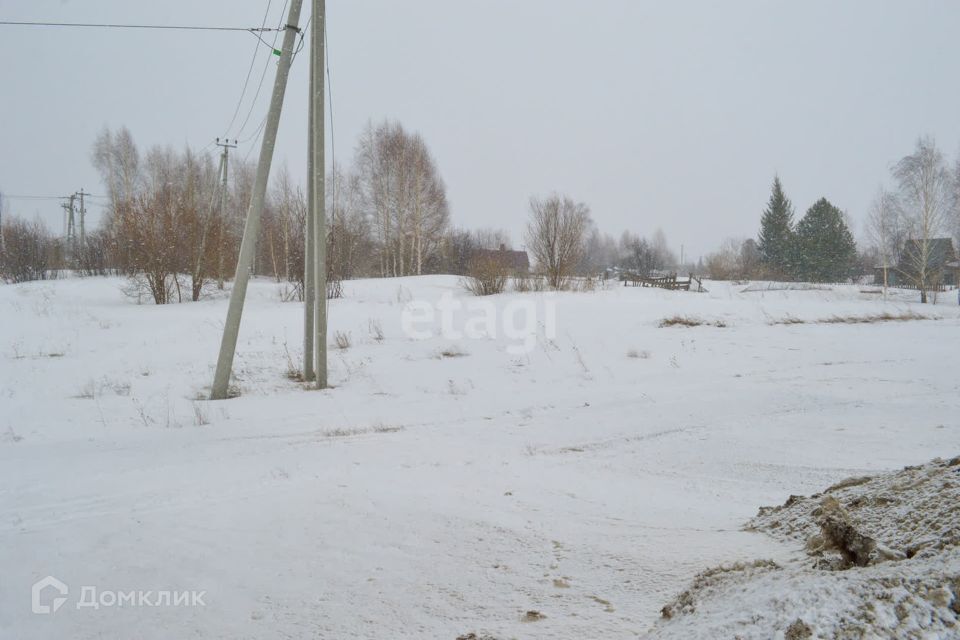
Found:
2,0 -> 959,260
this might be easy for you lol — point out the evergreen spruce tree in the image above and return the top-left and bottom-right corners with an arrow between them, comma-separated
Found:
757,176 -> 796,278
794,198 -> 857,282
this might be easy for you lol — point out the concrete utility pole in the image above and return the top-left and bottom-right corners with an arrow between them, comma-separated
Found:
62,194 -> 77,260
78,188 -> 86,249
210,0 -> 304,400
311,0 -> 328,389
216,138 -> 235,221
303,48 -> 316,382
215,139 -> 236,289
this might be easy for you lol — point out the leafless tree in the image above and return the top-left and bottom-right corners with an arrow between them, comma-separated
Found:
704,237 -> 747,280
865,186 -> 902,295
92,126 -> 141,210
92,129 -> 228,303
740,239 -> 762,278
471,227 -> 512,251
525,194 -> 591,289
328,164 -> 374,280
0,217 -> 57,283
111,146 -> 190,304
263,164 -> 302,285
0,189 -> 6,252
953,155 -> 960,249
893,136 -> 952,302
75,229 -> 111,277
462,252 -> 509,296
181,148 -> 220,301
650,228 -> 677,270
577,226 -> 619,276
355,120 -> 449,277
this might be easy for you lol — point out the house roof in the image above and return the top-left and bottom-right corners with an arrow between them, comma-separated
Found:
899,238 -> 957,269
471,246 -> 530,271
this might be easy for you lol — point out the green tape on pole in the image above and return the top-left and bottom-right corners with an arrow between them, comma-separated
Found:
273,48 -> 282,56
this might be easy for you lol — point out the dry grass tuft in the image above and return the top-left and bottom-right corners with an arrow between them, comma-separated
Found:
437,346 -> 469,359
334,331 -> 352,350
771,311 -> 930,326
659,315 -> 728,328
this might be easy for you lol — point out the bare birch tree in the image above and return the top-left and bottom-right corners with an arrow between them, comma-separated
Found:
865,186 -> 902,296
893,137 -> 951,303
328,164 -> 373,280
355,120 -> 449,277
92,126 -> 142,211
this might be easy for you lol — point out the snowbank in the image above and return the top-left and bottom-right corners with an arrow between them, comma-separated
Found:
650,458 -> 960,639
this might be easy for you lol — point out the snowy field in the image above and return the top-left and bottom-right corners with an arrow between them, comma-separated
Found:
1,275 -> 958,639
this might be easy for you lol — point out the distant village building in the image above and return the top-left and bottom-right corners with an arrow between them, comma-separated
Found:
470,244 -> 530,274
875,238 -> 958,287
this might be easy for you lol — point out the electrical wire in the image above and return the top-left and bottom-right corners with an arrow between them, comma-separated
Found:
221,0 -> 274,139
240,116 -> 269,165
292,16 -> 311,60
236,0 -> 290,138
240,115 -> 269,146
0,20 -> 281,33
4,194 -> 106,200
325,16 -> 336,205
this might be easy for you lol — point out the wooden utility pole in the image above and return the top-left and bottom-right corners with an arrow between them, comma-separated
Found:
311,0 -> 328,388
210,0 -> 304,400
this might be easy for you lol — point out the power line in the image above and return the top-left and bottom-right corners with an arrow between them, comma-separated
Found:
241,115 -> 269,145
4,194 -> 107,200
3,195 -> 69,200
222,0 -> 275,139
0,20 -> 282,33
241,118 -> 269,164
325,15 -> 336,193
236,0 -> 291,138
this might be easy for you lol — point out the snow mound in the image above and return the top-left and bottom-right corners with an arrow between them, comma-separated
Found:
649,457 -> 960,639
750,456 -> 960,560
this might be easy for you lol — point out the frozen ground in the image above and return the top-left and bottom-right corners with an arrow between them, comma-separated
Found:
0,275 -> 958,639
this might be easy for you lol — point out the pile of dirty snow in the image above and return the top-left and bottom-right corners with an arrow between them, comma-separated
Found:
648,457 -> 960,639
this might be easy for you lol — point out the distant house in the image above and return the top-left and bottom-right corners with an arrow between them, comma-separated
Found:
470,245 -> 530,274
875,238 -> 958,287
947,260 -> 960,285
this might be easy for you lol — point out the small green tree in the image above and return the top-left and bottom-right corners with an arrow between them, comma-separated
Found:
757,176 -> 796,278
794,198 -> 857,282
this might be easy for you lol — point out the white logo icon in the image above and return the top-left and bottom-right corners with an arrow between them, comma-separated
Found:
32,576 -> 69,614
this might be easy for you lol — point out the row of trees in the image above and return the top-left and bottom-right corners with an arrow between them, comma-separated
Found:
4,118 -> 689,298
73,122 -> 451,303
703,136 -> 960,302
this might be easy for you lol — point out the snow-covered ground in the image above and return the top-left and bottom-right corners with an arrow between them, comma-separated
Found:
1,275 -> 957,639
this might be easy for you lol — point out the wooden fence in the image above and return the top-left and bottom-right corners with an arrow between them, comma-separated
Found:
621,272 -> 704,292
